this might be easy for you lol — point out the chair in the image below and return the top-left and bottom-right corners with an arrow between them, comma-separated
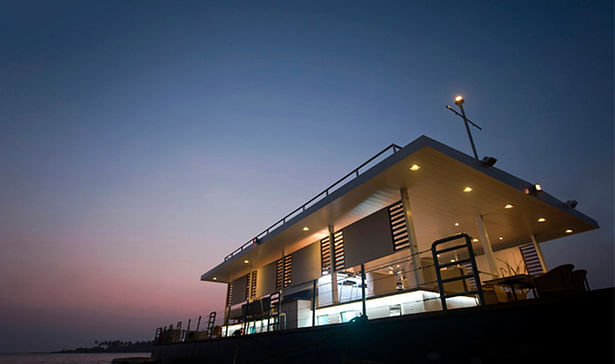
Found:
533,264 -> 575,298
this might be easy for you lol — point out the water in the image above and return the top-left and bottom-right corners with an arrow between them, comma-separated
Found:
0,353 -> 150,364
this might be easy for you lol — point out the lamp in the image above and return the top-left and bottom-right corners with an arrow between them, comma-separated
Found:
481,156 -> 497,167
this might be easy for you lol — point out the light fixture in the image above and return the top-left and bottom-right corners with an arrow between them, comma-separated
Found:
213,277 -> 217,281
455,95 -> 464,105
504,203 -> 514,209
450,259 -> 456,263
498,237 -> 504,240
472,238 -> 479,242
410,164 -> 421,171
302,226 -> 310,231
464,186 -> 473,192
481,156 -> 497,167
565,229 -> 574,234
566,200 -> 578,208
322,270 -> 329,275
454,222 -> 460,226
537,217 -> 546,223
243,259 -> 250,264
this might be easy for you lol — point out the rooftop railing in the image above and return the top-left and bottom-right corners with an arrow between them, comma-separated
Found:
223,143 -> 403,262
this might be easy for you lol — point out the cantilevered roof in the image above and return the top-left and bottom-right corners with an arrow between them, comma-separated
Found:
201,135 -> 598,283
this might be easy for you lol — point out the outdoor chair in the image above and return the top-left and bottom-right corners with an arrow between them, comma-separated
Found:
572,269 -> 590,292
533,264 -> 575,298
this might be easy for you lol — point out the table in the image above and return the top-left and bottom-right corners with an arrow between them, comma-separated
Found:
484,274 -> 536,301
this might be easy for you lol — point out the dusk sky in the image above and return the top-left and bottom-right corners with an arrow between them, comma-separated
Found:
0,1 -> 612,353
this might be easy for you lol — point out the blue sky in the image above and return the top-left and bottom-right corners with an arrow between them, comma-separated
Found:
0,0 -> 612,353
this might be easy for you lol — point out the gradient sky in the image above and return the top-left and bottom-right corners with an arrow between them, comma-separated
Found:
0,0 -> 612,353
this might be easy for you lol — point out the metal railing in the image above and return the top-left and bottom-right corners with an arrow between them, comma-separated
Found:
224,143 -> 403,261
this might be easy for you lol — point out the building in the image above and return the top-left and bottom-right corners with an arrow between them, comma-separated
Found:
199,135 -> 598,335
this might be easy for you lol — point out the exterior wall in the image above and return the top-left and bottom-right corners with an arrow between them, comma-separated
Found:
290,240 -> 321,287
256,261 -> 277,298
230,275 -> 248,305
343,207 -> 395,268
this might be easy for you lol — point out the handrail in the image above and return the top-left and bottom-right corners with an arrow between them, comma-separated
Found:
223,143 -> 403,261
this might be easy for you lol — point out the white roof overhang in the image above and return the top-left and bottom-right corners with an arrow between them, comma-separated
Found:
201,135 -> 598,283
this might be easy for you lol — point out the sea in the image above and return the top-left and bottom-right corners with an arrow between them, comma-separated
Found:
0,353 -> 151,364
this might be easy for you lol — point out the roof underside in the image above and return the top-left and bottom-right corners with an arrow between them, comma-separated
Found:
202,135 -> 598,283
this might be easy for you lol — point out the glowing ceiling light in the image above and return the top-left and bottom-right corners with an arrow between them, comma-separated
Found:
213,277 -> 217,280
537,217 -> 546,223
302,226 -> 310,231
472,238 -> 479,242
565,229 -> 574,234
498,237 -> 504,240
410,164 -> 421,171
463,186 -> 473,193
504,204 -> 514,209
243,259 -> 250,264
454,222 -> 460,227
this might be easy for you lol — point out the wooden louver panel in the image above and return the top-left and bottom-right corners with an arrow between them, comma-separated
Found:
333,231 -> 345,271
519,244 -> 544,277
320,236 -> 331,274
388,201 -> 409,251
225,282 -> 232,308
244,273 -> 250,300
321,231 -> 345,273
249,270 -> 257,299
276,255 -> 293,290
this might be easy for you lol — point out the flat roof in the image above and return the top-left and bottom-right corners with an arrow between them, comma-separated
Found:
201,135 -> 599,283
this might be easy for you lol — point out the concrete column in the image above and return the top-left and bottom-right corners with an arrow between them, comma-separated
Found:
530,234 -> 548,273
474,215 -> 499,278
400,188 -> 424,287
328,225 -> 339,304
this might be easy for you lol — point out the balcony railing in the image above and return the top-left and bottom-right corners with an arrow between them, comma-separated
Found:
223,143 -> 403,262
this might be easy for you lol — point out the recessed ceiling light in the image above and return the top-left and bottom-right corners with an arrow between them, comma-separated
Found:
472,238 -> 479,242
537,217 -> 546,223
454,222 -> 460,226
213,277 -> 217,280
450,259 -> 456,263
410,164 -> 421,171
499,237 -> 504,240
565,229 -> 573,234
243,259 -> 250,264
463,186 -> 473,193
302,226 -> 310,231
504,204 -> 514,209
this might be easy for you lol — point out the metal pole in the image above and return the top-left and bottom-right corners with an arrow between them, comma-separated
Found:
312,279 -> 317,327
458,104 -> 479,160
361,264 -> 367,318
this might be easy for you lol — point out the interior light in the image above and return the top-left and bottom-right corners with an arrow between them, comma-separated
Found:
463,186 -> 473,193
243,259 -> 250,264
498,237 -> 504,240
213,277 -> 217,280
302,226 -> 310,231
537,217 -> 546,223
454,222 -> 460,226
565,229 -> 574,234
504,204 -> 514,209
472,238 -> 479,242
450,259 -> 456,263
410,164 -> 421,171
322,270 -> 328,275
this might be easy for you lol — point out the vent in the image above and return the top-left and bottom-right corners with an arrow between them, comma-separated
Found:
388,201 -> 409,250
276,255 -> 293,290
520,244 -> 544,277
249,270 -> 257,299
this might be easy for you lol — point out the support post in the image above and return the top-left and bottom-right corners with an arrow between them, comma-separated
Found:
474,215 -> 499,278
361,263 -> 367,318
400,188 -> 424,287
312,279 -> 317,327
530,234 -> 548,273
328,225 -> 339,304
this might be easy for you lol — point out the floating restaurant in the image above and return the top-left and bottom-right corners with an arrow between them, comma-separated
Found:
153,134 -> 611,363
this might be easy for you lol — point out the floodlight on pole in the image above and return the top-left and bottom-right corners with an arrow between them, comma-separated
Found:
445,95 -> 481,161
